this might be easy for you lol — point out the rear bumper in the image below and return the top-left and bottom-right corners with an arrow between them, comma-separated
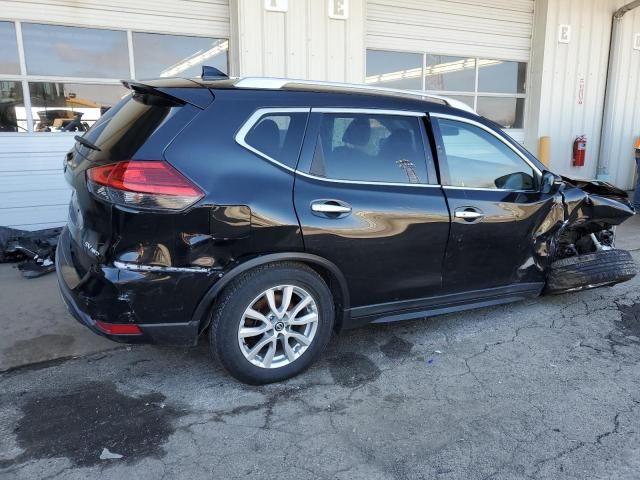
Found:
56,227 -> 202,346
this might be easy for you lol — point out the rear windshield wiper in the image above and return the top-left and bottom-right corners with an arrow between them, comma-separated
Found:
74,135 -> 101,152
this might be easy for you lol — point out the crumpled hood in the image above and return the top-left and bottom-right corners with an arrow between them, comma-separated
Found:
561,176 -> 630,204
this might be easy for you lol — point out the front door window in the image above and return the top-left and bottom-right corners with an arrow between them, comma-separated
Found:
437,118 -> 536,190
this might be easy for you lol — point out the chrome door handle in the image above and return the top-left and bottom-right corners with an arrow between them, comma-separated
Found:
311,204 -> 351,214
454,208 -> 485,222
454,211 -> 484,219
310,200 -> 352,217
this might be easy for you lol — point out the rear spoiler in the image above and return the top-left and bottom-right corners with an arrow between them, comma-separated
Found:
121,80 -> 214,109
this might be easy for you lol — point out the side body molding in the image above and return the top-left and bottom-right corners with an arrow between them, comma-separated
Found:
193,252 -> 351,332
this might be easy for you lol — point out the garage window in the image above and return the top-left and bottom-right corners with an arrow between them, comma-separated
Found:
132,33 -> 229,79
366,50 -> 422,90
22,24 -> 129,78
0,81 -> 26,133
366,49 -> 527,130
425,55 -> 475,92
0,22 -> 20,75
29,83 -> 128,133
0,21 -> 230,134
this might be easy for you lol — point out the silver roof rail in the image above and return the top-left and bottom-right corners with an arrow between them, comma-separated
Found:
233,77 -> 476,114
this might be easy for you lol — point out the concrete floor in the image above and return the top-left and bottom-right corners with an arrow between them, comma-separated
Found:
1,255 -> 639,479
614,212 -> 640,252
0,264 -> 115,371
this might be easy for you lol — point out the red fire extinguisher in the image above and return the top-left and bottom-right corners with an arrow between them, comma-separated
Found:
573,135 -> 587,167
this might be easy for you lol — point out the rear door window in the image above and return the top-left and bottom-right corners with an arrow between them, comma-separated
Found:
309,113 -> 432,184
242,111 -> 309,168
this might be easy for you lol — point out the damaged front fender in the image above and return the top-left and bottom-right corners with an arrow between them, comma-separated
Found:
550,178 -> 634,261
532,175 -> 635,271
560,176 -> 630,204
563,187 -> 633,232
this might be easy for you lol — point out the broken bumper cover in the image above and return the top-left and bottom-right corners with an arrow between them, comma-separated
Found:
55,228 -> 202,346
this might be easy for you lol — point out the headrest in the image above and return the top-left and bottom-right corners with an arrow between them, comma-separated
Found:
342,117 -> 371,146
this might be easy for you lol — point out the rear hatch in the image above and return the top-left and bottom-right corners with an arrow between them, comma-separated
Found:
63,80 -> 212,274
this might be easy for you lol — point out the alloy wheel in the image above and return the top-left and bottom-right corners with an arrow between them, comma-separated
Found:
237,285 -> 319,369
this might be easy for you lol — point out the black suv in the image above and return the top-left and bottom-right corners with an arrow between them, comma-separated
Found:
57,73 -> 636,384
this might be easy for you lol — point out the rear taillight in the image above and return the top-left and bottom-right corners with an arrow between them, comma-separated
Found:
86,161 -> 203,211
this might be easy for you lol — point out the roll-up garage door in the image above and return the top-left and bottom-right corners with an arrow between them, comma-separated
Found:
366,0 -> 534,141
367,0 -> 534,61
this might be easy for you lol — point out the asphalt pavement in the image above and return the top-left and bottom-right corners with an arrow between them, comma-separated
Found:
1,251 -> 639,479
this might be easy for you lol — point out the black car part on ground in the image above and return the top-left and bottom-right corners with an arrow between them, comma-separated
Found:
0,226 -> 62,278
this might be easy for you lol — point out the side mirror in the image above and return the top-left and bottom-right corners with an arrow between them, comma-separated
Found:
540,170 -> 563,194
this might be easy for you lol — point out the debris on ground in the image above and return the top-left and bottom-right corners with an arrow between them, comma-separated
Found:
99,448 -> 123,460
0,226 -> 61,278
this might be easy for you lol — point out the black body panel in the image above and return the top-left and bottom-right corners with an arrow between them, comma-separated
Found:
441,189 -> 556,290
294,177 -> 450,307
349,282 -> 544,328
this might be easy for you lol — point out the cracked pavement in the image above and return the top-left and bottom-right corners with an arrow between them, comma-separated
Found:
1,253 -> 640,479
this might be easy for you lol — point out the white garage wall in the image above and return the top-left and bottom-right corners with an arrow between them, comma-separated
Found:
526,0 -> 618,181
0,135 -> 73,230
525,0 -> 639,190
231,0 -> 365,82
0,0 -> 230,230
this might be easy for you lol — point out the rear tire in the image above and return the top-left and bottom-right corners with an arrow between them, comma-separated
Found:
545,249 -> 637,294
209,262 -> 334,384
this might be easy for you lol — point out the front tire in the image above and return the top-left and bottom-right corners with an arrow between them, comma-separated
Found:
209,262 -> 335,384
545,249 -> 637,294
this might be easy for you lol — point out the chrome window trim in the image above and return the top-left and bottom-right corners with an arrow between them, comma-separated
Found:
430,112 -> 542,178
296,170 -> 441,188
236,107 -> 442,188
234,107 -> 311,173
443,185 -> 534,193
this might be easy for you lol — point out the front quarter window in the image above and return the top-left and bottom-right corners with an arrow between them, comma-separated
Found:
437,118 -> 536,190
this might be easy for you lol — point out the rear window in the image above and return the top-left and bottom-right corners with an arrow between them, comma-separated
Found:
242,111 -> 308,168
77,92 -> 183,160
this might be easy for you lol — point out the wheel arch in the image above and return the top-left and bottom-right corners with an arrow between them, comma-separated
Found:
194,253 -> 350,334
